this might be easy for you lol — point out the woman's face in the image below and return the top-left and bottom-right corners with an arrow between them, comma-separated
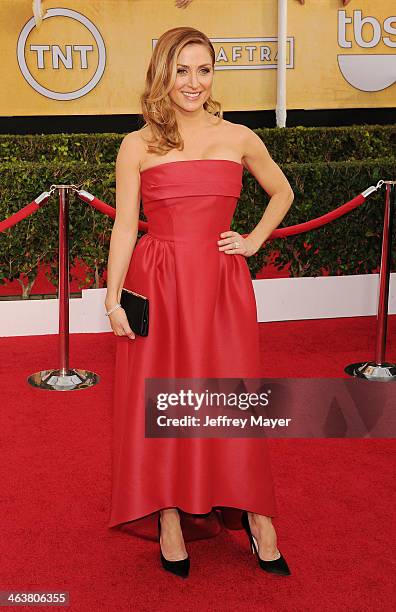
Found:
168,43 -> 214,113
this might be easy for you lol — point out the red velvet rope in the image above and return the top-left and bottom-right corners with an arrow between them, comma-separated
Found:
268,193 -> 366,239
0,189 -> 369,239
76,191 -> 148,232
0,196 -> 50,233
76,191 -> 366,240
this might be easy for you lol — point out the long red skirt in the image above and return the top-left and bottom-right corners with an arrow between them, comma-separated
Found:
108,159 -> 278,541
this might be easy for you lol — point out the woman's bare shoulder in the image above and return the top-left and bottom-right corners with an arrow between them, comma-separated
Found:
121,126 -> 151,148
217,118 -> 260,155
137,124 -> 156,145
117,128 -> 149,168
221,118 -> 257,140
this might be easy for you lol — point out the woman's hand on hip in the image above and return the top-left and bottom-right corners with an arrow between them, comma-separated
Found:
217,231 -> 260,258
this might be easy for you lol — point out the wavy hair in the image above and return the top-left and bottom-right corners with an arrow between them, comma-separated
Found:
140,27 -> 222,155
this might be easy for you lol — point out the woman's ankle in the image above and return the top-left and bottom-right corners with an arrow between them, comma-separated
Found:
249,512 -> 272,526
160,508 -> 180,523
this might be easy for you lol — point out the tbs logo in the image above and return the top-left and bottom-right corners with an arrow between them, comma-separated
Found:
338,10 -> 396,92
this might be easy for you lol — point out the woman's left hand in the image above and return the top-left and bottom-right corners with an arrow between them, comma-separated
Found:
217,231 -> 259,258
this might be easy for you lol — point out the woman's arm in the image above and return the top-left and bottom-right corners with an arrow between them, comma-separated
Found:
105,132 -> 143,337
240,126 -> 294,254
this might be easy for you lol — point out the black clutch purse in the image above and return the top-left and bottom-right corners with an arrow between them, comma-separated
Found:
120,288 -> 149,336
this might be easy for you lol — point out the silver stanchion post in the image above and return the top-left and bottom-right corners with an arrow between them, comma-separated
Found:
28,185 -> 100,391
345,181 -> 396,381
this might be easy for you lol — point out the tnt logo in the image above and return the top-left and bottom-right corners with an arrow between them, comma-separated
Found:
17,7 -> 106,100
337,10 -> 396,92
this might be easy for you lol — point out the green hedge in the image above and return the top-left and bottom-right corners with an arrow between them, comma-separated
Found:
0,124 -> 394,164
0,126 -> 395,297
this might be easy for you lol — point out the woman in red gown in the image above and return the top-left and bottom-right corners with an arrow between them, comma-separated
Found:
105,27 -> 294,578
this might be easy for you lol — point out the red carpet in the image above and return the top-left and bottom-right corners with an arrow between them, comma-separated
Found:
0,316 -> 395,611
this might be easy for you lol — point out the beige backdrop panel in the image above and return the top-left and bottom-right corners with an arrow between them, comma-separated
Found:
1,0 -> 395,116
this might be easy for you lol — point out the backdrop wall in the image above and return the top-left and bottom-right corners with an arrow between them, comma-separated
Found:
1,0 -> 395,117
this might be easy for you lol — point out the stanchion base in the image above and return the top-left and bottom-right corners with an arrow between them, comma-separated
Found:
27,368 -> 100,391
344,361 -> 396,382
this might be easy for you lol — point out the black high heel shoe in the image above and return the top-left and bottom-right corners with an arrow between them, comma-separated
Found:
241,510 -> 291,576
158,514 -> 190,578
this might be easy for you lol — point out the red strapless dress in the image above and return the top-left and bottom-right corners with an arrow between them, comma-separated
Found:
108,159 -> 277,541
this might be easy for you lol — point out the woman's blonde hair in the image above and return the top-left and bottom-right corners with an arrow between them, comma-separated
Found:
140,27 -> 222,155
